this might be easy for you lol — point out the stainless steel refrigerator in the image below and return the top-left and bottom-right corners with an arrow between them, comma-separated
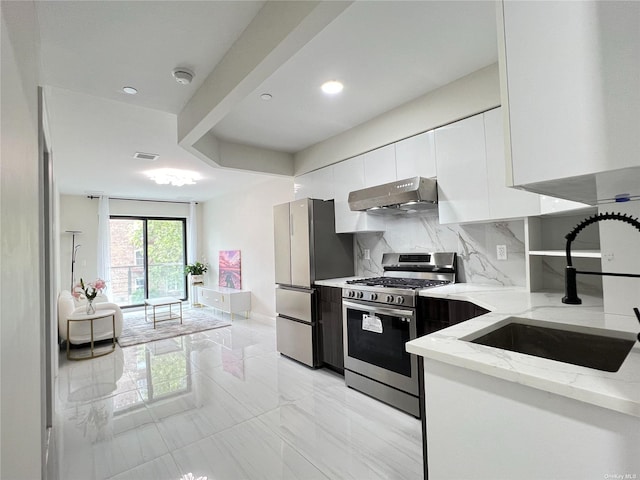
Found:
274,198 -> 354,367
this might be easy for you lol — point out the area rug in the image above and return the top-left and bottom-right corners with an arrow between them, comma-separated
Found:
118,306 -> 231,347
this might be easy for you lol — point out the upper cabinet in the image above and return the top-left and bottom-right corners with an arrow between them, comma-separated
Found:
294,166 -> 334,201
436,108 -> 544,225
363,144 -> 396,187
395,131 -> 437,179
483,108 -> 541,221
333,155 -> 386,233
435,114 -> 491,224
498,1 -> 640,204
297,105 -> 592,230
295,131 -> 436,233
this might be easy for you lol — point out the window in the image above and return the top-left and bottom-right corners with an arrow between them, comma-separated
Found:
109,217 -> 187,307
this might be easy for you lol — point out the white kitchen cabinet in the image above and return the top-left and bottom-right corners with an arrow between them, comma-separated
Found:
435,114 -> 490,224
294,166 -> 334,200
362,144 -> 396,187
484,108 -> 541,220
423,359 -> 640,479
499,1 -> 640,204
539,196 -> 589,216
333,155 -> 385,233
197,286 -> 251,319
436,108 -> 571,225
395,130 -> 436,180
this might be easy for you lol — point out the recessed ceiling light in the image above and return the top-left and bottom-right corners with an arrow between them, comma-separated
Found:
145,168 -> 201,187
123,86 -> 138,95
260,93 -> 273,101
321,80 -> 343,95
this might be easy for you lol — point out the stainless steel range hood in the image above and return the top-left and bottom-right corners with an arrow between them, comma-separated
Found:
348,176 -> 438,214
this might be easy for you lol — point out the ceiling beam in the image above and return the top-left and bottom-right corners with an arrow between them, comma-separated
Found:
190,131 -> 294,176
177,0 -> 352,174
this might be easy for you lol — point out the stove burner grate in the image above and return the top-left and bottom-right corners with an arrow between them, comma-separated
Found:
346,277 -> 450,290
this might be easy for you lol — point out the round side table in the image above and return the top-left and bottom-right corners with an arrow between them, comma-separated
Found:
66,309 -> 116,361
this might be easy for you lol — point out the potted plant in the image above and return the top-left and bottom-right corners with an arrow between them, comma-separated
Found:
185,261 -> 208,284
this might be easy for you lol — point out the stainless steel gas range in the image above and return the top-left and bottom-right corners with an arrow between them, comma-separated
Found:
342,252 -> 456,417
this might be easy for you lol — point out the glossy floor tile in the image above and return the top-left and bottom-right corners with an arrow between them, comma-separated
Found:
54,314 -> 423,479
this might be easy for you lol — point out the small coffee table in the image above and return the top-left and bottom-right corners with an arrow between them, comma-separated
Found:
67,309 -> 116,361
144,297 -> 183,329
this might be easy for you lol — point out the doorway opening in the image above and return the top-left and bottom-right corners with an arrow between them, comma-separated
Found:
109,216 -> 187,307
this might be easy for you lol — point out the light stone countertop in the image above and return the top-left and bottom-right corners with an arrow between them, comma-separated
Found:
311,278 -> 640,417
314,277 -> 364,288
407,283 -> 640,418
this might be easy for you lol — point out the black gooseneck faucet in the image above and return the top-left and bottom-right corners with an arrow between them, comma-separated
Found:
562,212 -> 640,341
562,212 -> 640,305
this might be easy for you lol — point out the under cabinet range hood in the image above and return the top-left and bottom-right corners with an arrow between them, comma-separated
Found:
348,176 -> 438,214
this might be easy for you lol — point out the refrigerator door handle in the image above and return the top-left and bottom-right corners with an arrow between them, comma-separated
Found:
277,285 -> 315,294
290,213 -> 294,236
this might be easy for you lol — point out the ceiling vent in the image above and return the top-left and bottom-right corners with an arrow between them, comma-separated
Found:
133,152 -> 159,161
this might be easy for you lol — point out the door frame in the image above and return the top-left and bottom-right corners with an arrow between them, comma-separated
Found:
110,216 -> 188,307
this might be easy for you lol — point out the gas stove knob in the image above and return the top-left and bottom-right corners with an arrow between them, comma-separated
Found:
370,293 -> 378,301
385,295 -> 395,303
395,296 -> 405,305
347,290 -> 355,298
356,291 -> 364,299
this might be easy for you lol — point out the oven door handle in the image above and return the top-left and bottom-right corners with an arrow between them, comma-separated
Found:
342,300 -> 414,319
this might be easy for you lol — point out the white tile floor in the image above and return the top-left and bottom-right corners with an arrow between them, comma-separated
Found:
54,314 -> 423,480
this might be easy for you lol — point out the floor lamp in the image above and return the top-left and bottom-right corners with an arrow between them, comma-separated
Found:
66,230 -> 82,291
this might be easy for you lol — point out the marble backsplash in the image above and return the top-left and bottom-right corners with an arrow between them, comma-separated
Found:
355,212 -> 527,286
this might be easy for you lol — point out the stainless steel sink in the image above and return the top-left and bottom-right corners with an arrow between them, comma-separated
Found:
465,318 -> 636,372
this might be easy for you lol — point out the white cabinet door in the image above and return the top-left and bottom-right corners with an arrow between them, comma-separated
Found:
333,155 -> 385,233
226,290 -> 251,315
395,130 -> 437,179
435,115 -> 490,224
294,166 -> 334,200
501,1 -> 640,199
539,196 -> 589,216
363,144 -> 396,187
198,286 -> 251,317
484,108 -> 540,220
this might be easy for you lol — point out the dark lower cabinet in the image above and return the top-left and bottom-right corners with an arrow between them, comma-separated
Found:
417,297 -> 489,336
448,299 -> 490,325
317,285 -> 344,374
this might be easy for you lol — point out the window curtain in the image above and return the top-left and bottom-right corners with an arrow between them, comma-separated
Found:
188,201 -> 198,264
96,196 -> 112,288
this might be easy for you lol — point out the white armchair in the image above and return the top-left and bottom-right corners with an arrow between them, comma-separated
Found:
58,290 -> 123,344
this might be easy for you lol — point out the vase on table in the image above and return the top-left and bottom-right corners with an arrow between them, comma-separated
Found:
86,299 -> 96,315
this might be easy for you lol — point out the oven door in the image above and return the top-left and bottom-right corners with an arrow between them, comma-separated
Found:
342,299 -> 418,396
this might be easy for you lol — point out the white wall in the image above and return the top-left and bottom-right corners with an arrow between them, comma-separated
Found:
59,195 -> 99,291
294,63 -> 500,175
200,177 -> 294,317
58,195 -> 193,293
599,201 -> 640,316
0,1 -> 45,478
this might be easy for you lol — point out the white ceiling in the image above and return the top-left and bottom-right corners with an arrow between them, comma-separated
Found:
46,87 -> 270,201
36,0 -> 498,201
213,1 -> 498,153
37,0 -> 265,114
